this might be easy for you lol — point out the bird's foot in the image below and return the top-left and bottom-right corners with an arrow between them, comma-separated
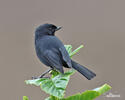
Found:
32,76 -> 50,80
32,76 -> 38,79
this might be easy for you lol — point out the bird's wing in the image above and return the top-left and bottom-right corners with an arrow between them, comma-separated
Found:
59,46 -> 72,68
44,50 -> 64,73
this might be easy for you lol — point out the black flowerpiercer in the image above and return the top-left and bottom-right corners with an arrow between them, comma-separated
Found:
34,23 -> 96,80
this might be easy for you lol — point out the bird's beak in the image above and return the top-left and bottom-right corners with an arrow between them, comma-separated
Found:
55,26 -> 62,31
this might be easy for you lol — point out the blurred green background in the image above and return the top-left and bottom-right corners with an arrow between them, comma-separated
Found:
0,0 -> 124,100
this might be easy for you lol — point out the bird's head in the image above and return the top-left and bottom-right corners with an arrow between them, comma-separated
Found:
35,23 -> 62,38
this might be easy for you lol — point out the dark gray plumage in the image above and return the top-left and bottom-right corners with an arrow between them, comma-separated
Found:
34,23 -> 96,80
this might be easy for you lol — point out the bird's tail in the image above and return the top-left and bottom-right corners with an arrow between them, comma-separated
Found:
71,60 -> 96,80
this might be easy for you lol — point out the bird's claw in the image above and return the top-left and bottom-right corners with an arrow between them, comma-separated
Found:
32,76 -> 39,79
32,76 -> 50,80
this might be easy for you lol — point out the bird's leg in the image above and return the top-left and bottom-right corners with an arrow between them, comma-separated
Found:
39,68 -> 52,78
32,68 -> 52,79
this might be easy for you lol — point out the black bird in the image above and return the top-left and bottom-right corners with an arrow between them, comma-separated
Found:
34,23 -> 96,80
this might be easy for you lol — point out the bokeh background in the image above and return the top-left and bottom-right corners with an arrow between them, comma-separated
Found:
0,0 -> 124,100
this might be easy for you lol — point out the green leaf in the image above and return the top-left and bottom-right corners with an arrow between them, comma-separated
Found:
64,84 -> 111,100
94,84 -> 111,94
62,93 -> 81,100
46,84 -> 111,100
25,78 -> 49,86
25,70 -> 75,98
23,96 -> 29,100
63,91 -> 99,100
40,70 -> 75,98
